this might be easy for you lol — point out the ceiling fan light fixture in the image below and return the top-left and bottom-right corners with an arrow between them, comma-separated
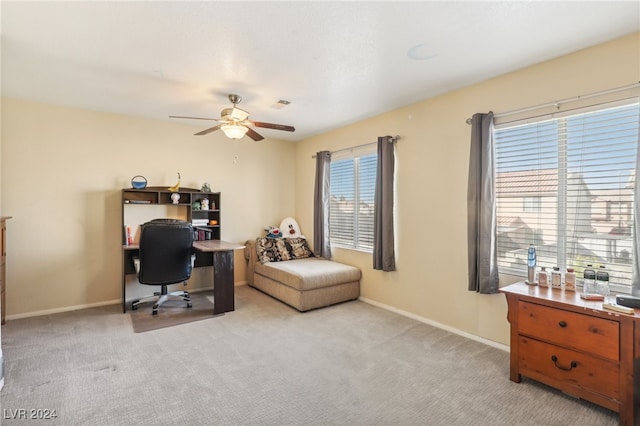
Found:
171,93 -> 294,141
221,123 -> 248,139
221,107 -> 249,122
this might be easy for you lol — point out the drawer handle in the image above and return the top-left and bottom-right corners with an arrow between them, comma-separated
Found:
558,321 -> 567,328
551,355 -> 577,371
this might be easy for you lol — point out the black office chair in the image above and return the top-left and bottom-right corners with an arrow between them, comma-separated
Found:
131,219 -> 194,315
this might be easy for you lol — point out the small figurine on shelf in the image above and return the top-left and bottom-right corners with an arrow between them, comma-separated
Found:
192,200 -> 201,211
171,193 -> 180,204
201,198 -> 209,210
168,172 -> 181,192
201,182 -> 212,193
130,175 -> 147,189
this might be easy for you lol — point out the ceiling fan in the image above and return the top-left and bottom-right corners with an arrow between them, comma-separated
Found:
170,94 -> 295,141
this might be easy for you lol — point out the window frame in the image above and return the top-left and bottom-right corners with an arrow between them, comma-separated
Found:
522,196 -> 542,213
329,145 -> 378,252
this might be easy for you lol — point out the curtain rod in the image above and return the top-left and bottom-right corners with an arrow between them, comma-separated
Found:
311,135 -> 400,158
465,82 -> 640,124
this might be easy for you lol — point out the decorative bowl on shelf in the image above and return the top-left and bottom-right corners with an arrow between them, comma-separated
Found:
131,175 -> 147,189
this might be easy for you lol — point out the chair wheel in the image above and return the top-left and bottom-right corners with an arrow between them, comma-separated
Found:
152,310 -> 158,315
187,303 -> 193,308
131,302 -> 138,311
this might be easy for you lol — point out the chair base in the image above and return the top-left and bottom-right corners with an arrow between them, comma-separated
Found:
131,284 -> 192,315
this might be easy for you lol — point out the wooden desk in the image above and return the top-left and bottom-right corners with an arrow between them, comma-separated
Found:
501,282 -> 640,425
193,240 -> 244,315
122,240 -> 244,316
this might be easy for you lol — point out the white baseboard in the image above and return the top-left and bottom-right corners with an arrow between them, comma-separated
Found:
5,282 -> 248,321
358,296 -> 509,352
5,298 -> 122,321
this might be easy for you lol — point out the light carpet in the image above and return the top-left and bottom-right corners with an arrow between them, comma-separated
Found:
0,285 -> 617,425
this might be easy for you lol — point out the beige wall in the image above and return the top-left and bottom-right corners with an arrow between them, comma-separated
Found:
1,98 -> 295,317
294,33 -> 640,346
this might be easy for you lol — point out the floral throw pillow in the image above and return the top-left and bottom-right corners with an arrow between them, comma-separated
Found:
256,238 -> 290,264
284,237 -> 315,259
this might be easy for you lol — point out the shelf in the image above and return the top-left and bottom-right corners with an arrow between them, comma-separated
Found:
122,187 -> 221,245
123,200 -> 154,204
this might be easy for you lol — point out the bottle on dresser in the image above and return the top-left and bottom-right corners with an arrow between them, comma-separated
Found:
596,265 -> 610,297
583,264 -> 596,294
526,244 -> 537,285
565,267 -> 576,292
551,266 -> 562,289
538,266 -> 549,288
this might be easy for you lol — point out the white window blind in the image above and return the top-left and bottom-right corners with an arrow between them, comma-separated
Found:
494,100 -> 639,292
330,147 -> 377,251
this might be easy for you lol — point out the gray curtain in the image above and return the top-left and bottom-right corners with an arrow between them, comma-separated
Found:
314,151 -> 332,258
373,136 -> 396,271
467,112 -> 499,293
632,111 -> 640,296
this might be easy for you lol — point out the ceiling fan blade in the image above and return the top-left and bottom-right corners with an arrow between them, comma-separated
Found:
245,127 -> 265,141
251,121 -> 295,132
195,125 -> 221,136
169,115 -> 217,121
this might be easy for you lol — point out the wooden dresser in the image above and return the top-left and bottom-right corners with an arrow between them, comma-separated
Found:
1,217 -> 11,325
501,282 -> 640,425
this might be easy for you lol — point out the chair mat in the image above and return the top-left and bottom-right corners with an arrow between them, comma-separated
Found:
129,291 -> 218,333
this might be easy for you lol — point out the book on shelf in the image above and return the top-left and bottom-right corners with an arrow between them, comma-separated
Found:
124,199 -> 152,204
123,225 -> 138,245
194,227 -> 213,241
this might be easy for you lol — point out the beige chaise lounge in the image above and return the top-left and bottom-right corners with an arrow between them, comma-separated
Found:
244,239 -> 361,311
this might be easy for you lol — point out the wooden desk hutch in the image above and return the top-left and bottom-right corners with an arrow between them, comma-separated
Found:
122,187 -> 221,242
501,282 -> 640,425
121,187 -> 229,314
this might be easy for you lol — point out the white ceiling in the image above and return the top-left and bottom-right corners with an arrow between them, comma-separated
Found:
2,1 -> 639,142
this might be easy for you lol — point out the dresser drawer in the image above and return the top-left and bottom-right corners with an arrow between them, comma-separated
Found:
519,336 -> 619,400
518,301 -> 619,361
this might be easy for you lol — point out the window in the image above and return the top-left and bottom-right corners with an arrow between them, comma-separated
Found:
494,100 -> 639,293
329,147 -> 377,251
523,197 -> 541,212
